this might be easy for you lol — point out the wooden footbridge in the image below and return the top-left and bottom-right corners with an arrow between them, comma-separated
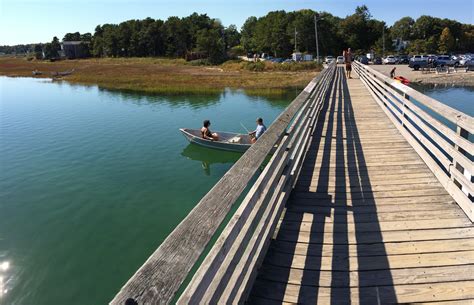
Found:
111,62 -> 474,305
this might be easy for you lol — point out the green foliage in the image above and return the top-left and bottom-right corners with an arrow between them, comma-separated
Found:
196,26 -> 226,64
187,58 -> 213,66
224,25 -> 241,49
244,61 -> 265,71
241,16 -> 258,52
439,27 -> 455,53
391,17 -> 414,40
34,44 -> 43,59
63,32 -> 81,41
4,7 -> 474,63
228,45 -> 245,58
43,37 -> 61,59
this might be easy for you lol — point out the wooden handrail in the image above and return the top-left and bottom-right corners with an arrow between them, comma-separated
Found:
110,62 -> 337,305
353,61 -> 473,221
178,63 -> 336,304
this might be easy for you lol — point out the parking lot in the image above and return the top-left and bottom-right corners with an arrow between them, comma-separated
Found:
368,64 -> 474,86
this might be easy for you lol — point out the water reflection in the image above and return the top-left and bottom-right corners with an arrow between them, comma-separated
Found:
0,76 -> 295,305
0,260 -> 9,298
96,87 -> 294,110
181,144 -> 241,175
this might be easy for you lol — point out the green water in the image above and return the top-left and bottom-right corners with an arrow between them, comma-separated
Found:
0,77 -> 296,305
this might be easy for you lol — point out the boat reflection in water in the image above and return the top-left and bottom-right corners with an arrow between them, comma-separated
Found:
181,144 -> 242,175
181,144 -> 271,176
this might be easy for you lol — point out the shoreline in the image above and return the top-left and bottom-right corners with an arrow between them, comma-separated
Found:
369,64 -> 474,87
0,57 -> 318,96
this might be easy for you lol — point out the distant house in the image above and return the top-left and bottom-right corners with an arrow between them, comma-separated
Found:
61,41 -> 90,59
292,52 -> 302,61
393,38 -> 409,52
292,52 -> 313,61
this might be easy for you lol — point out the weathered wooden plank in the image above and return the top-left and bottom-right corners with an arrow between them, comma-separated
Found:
275,227 -> 474,244
279,218 -> 471,234
288,201 -> 456,214
250,279 -> 474,304
294,181 -> 444,193
291,188 -> 447,200
282,208 -> 465,223
257,264 -> 474,287
264,249 -> 474,273
268,238 -> 474,257
299,174 -> 436,184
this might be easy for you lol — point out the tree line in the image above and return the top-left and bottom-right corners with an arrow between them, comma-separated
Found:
1,6 -> 473,63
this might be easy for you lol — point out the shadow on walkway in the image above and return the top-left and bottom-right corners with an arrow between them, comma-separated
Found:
249,67 -> 397,304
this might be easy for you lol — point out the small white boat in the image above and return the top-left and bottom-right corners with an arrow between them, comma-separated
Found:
179,128 -> 253,153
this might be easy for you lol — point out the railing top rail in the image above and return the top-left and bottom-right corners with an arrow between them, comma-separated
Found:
110,62 -> 336,305
354,60 -> 473,221
357,63 -> 473,134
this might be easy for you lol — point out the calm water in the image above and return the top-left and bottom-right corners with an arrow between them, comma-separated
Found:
410,84 -> 474,116
0,77 -> 296,305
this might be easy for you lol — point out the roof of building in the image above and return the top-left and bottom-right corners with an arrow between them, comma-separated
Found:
62,41 -> 90,45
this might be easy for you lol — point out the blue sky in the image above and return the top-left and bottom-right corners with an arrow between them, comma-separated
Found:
1,0 -> 473,45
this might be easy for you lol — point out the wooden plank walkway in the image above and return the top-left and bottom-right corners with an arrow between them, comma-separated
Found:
248,66 -> 474,304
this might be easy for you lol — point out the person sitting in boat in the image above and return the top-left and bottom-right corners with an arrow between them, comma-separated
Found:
201,120 -> 219,141
249,117 -> 267,144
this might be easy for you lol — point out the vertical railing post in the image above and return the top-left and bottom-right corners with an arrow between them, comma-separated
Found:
451,123 -> 471,196
401,92 -> 410,128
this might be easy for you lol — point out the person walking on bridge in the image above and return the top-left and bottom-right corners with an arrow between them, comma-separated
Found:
343,48 -> 352,79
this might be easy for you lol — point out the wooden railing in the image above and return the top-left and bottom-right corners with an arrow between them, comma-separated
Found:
110,62 -> 337,305
353,61 -> 473,221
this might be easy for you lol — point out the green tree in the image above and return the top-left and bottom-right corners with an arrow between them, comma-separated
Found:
224,25 -> 241,49
339,5 -> 372,51
196,26 -> 225,64
63,32 -> 81,41
391,17 -> 414,40
34,44 -> 43,59
439,27 -> 455,53
241,16 -> 258,52
44,37 -> 60,59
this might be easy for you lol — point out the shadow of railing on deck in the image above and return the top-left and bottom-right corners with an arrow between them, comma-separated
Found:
249,67 -> 397,304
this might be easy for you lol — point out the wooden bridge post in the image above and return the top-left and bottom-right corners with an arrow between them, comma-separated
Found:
452,124 -> 472,197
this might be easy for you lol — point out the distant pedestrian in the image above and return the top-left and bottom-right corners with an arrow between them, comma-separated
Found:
390,67 -> 396,78
344,48 -> 352,79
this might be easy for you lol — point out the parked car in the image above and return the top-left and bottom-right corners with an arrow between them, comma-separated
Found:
459,55 -> 472,66
398,55 -> 409,64
409,55 -> 429,70
435,55 -> 455,66
271,58 -> 284,63
282,59 -> 293,63
383,55 -> 397,64
373,57 -> 382,65
358,56 -> 369,65
411,55 -> 428,62
336,56 -> 344,64
325,56 -> 334,63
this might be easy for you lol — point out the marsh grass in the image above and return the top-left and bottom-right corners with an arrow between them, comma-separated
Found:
0,57 -> 319,96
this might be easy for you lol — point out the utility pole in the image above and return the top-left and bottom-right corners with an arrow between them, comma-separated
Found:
314,14 -> 320,63
382,24 -> 385,57
294,27 -> 298,52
